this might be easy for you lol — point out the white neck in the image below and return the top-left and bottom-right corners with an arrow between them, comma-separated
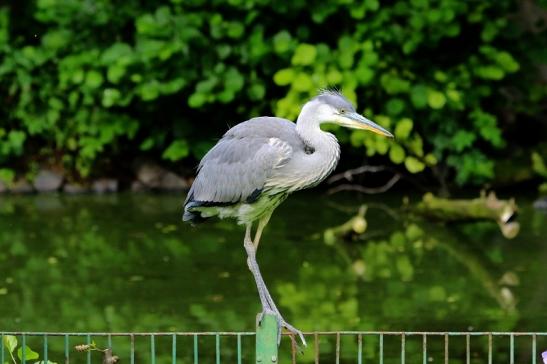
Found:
292,101 -> 341,189
295,101 -> 333,149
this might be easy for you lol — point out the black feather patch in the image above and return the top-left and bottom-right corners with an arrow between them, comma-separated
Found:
304,145 -> 315,154
246,188 -> 263,203
183,199 -> 236,224
187,200 -> 236,208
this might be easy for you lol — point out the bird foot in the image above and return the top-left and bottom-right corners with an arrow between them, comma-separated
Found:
258,308 -> 307,348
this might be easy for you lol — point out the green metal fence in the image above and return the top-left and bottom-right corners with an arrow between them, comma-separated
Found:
1,330 -> 546,363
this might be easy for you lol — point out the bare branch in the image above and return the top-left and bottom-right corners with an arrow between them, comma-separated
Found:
327,174 -> 401,195
327,165 -> 389,184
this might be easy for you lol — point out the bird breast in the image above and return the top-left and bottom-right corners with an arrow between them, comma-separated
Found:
266,132 -> 340,193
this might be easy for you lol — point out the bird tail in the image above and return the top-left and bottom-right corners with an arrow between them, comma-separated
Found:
182,202 -> 206,224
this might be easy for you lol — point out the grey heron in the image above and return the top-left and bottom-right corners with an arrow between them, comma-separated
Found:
183,90 -> 393,346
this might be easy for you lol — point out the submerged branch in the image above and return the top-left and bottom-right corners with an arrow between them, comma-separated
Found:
322,199 -> 519,312
323,205 -> 368,245
414,192 -> 519,239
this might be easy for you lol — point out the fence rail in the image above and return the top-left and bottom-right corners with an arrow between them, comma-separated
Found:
1,331 -> 546,363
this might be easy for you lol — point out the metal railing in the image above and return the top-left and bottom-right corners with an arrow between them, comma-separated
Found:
1,330 -> 546,363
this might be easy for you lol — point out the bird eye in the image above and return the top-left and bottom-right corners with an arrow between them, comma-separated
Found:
340,109 -> 346,114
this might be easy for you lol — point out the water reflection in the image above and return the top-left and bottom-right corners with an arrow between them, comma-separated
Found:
0,193 -> 545,362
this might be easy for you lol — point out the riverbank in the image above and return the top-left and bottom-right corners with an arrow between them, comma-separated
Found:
0,161 -> 192,194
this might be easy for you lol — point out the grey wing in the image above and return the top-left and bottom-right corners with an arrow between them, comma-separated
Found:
184,134 -> 293,211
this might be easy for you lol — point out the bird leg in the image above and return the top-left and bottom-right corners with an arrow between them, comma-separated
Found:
253,212 -> 272,249
244,225 -> 307,347
244,225 -> 270,309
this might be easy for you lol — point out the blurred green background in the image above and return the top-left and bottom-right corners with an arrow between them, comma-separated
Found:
0,0 -> 546,192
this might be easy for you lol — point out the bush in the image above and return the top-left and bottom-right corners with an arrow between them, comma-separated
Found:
0,0 -> 545,188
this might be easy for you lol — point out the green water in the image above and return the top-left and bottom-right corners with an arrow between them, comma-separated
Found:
0,192 -> 545,362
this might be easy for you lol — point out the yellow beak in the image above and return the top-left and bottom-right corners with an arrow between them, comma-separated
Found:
340,112 -> 393,137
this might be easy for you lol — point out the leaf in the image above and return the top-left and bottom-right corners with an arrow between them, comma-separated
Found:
531,152 -> 547,178
101,42 -> 133,64
248,83 -> 265,100
350,130 -> 367,147
195,77 -> 218,94
217,89 -> 235,103
405,223 -> 423,240
495,51 -> 519,72
226,22 -> 244,39
162,140 -> 189,161
48,97 -> 63,110
42,29 -> 71,50
475,66 -> 504,80
380,74 -> 410,94
365,0 -> 379,11
224,68 -> 244,92
424,153 -> 437,166
394,118 -> 413,140
410,85 -> 428,109
326,69 -> 343,84
292,73 -> 313,92
451,130 -> 476,152
3,335 -> 17,353
386,98 -> 405,115
84,70 -> 104,89
429,286 -> 446,301
396,255 -> 414,281
355,65 -> 374,84
8,130 -> 26,154
389,144 -> 406,164
291,44 -> 317,65
0,168 -> 15,184
107,65 -> 126,83
375,137 -> 389,155
338,50 -> 354,69
102,88 -> 122,108
273,69 -> 294,86
273,31 -> 292,54
188,93 -> 206,108
447,151 -> 494,185
138,81 -> 160,101
140,137 -> 155,151
17,346 -> 39,361
446,89 -> 461,103
427,90 -> 446,109
404,156 -> 425,173
471,110 -> 503,147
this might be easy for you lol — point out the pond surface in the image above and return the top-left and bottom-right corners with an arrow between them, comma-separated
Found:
0,191 -> 545,362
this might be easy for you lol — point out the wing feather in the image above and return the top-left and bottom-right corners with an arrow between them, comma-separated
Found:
185,134 -> 293,207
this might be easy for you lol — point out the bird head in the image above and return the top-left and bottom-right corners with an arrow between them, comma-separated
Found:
311,90 -> 393,138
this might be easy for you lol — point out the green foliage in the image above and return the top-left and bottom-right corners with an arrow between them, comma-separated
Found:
0,1 -> 545,187
532,152 -> 547,194
162,140 -> 189,161
17,347 -> 40,361
532,152 -> 547,178
268,2 -> 545,185
0,168 -> 15,184
2,335 -> 55,364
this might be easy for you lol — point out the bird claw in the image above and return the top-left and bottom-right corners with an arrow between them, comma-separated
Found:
281,320 -> 307,349
258,309 -> 307,348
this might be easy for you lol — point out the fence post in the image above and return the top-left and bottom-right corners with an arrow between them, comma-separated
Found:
256,313 -> 279,363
